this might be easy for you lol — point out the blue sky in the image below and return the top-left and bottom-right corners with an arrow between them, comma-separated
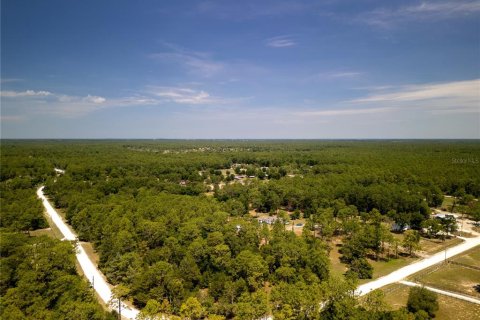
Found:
1,0 -> 479,138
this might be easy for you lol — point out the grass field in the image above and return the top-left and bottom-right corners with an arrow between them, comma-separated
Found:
407,247 -> 480,298
385,246 -> 480,319
329,234 -> 463,282
419,237 -> 463,255
452,246 -> 480,265
382,284 -> 480,320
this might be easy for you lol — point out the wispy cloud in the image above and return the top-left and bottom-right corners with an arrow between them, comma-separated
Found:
150,43 -> 269,81
307,70 -> 363,82
266,35 -> 296,48
196,0 -> 316,20
150,44 -> 224,77
0,78 -> 23,84
358,1 -> 480,28
1,85 -> 245,118
295,106 -> 394,117
1,89 -> 160,117
149,87 -> 213,104
292,78 -> 479,121
349,79 -> 480,114
1,90 -> 52,97
148,86 -> 246,105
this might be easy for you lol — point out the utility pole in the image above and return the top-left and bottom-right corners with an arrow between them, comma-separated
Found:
118,298 -> 121,320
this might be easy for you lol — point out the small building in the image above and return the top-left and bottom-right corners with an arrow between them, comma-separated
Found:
391,223 -> 410,232
258,216 -> 278,225
433,213 -> 455,220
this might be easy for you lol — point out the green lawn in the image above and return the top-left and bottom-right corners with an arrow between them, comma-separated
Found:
367,257 -> 415,281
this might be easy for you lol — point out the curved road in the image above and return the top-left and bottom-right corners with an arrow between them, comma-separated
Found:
37,186 -> 140,320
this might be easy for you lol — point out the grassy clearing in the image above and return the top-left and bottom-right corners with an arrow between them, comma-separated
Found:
419,236 -> 463,255
408,246 -> 480,298
412,264 -> 480,298
329,232 -> 461,283
365,256 -> 415,282
382,283 -> 410,309
382,284 -> 480,320
329,238 -> 414,282
29,227 -> 55,238
329,240 -> 348,277
452,246 -> 480,265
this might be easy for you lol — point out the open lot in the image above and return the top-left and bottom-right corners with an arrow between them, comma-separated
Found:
408,246 -> 480,298
330,233 -> 464,282
382,283 -> 480,320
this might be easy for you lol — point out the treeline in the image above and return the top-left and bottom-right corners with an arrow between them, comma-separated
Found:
0,233 -> 115,320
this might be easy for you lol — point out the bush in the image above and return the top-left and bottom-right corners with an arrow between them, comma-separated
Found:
346,258 -> 373,279
407,287 -> 438,318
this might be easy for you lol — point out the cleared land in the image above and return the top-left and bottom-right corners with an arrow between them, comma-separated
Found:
382,283 -> 480,320
408,247 -> 480,298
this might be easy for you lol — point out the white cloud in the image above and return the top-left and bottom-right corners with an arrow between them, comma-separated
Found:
0,89 -> 160,118
349,79 -> 480,114
84,95 -> 106,104
148,86 -> 243,105
290,78 -> 479,124
266,36 -> 296,48
359,1 -> 480,28
351,79 -> 479,102
0,85 -> 244,118
151,87 -> 211,104
1,90 -> 52,97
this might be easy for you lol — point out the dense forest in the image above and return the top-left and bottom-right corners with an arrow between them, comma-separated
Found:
0,144 -> 115,319
1,140 -> 479,319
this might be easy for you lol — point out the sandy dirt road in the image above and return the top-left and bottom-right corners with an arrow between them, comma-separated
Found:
356,233 -> 480,296
38,182 -> 479,318
399,280 -> 480,304
37,186 -> 139,320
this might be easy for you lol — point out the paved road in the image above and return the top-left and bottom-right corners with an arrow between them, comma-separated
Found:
356,234 -> 480,296
399,280 -> 480,305
37,186 -> 140,320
